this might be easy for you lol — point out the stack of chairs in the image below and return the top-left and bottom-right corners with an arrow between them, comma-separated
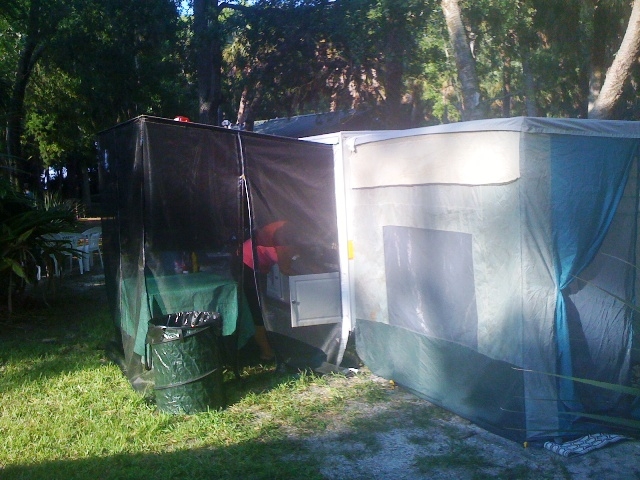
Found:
37,226 -> 102,280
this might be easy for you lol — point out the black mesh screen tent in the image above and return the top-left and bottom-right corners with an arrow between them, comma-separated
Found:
97,116 -> 341,391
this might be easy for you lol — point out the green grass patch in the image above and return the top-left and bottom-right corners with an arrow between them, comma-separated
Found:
0,277 -> 392,480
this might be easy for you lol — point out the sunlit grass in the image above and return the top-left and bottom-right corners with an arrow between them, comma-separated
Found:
0,278 -> 394,480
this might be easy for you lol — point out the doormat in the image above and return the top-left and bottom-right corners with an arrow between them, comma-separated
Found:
543,433 -> 630,457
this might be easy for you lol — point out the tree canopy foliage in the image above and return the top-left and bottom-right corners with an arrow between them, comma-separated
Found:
2,0 -> 640,202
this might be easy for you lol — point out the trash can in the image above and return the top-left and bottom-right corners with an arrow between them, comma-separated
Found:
146,311 -> 225,414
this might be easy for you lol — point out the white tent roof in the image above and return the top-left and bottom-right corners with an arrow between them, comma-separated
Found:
305,116 -> 640,189
306,116 -> 640,150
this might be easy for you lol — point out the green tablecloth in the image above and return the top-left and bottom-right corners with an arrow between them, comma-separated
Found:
120,273 -> 254,357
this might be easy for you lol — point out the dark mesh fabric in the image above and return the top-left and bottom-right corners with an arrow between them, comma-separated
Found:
97,116 -> 339,390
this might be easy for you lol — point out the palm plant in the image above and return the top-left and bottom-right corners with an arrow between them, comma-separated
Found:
0,178 -> 77,313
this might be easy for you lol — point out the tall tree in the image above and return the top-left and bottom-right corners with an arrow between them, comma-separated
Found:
224,0 -> 432,128
461,0 -> 524,117
2,0 -> 185,201
369,0 -> 432,127
589,0 -> 640,119
193,0 -> 223,124
225,0 -> 346,126
2,0 -> 70,186
27,0 -> 183,202
441,0 -> 486,120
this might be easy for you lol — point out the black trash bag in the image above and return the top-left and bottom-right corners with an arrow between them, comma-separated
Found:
147,311 -> 223,346
165,311 -> 222,329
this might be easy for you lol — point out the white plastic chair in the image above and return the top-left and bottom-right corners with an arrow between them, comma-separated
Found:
81,227 -> 103,270
57,232 -> 85,275
39,234 -> 61,278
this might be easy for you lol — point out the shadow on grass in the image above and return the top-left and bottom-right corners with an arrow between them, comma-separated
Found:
0,395 -> 458,480
0,438 -> 325,480
0,276 -> 115,392
0,342 -> 109,392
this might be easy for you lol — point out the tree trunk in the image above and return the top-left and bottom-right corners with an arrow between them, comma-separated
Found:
236,83 -> 262,131
6,38 -> 43,186
381,2 -> 406,128
409,80 -> 424,126
236,86 -> 251,128
589,0 -> 640,119
441,0 -> 486,121
521,52 -> 538,117
502,55 -> 511,118
383,46 -> 405,127
194,0 -> 223,125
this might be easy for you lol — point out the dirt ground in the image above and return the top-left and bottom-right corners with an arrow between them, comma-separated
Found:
296,374 -> 640,480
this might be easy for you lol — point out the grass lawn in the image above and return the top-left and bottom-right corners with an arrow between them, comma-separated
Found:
0,274 -> 394,480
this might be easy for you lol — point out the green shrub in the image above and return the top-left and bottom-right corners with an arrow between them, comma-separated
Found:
0,179 -> 77,313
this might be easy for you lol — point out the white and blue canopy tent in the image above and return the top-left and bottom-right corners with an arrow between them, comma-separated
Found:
308,117 -> 640,443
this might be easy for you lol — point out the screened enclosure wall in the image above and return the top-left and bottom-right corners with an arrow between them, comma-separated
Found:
98,116 -> 340,390
308,117 -> 640,443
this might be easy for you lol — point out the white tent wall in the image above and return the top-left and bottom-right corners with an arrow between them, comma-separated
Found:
347,129 -> 525,364
348,129 -> 534,441
307,117 -> 640,443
